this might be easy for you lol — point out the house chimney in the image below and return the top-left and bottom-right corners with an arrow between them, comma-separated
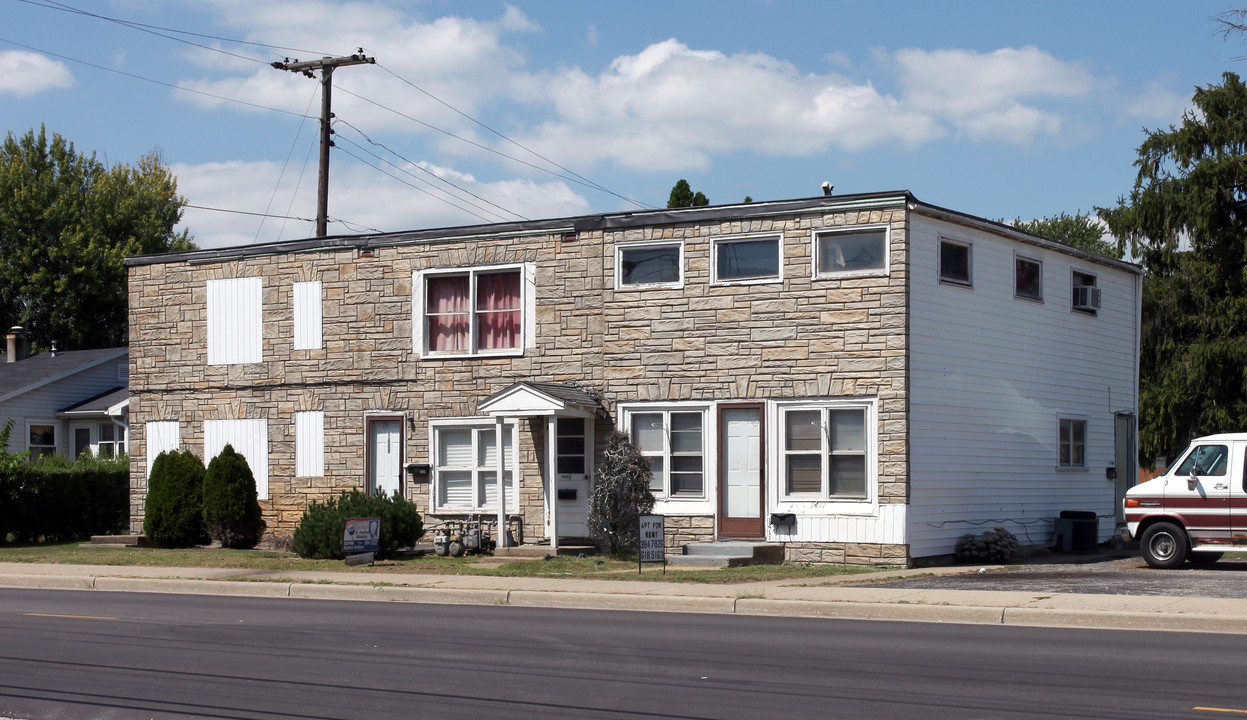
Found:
6,326 -> 29,363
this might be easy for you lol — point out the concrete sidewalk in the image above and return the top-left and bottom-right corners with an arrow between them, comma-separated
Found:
1,560 -> 1245,635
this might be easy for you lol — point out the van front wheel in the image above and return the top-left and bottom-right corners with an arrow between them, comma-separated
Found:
1140,522 -> 1188,569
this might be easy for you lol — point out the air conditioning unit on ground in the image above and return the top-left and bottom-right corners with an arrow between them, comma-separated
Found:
1072,285 -> 1101,311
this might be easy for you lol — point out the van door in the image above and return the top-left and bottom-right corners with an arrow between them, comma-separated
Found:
1170,442 -> 1233,547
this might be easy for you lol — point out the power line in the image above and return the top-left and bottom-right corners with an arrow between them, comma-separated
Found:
332,144 -> 497,224
256,85 -> 321,244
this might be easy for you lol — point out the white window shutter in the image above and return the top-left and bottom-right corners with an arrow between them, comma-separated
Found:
204,419 -> 269,499
293,281 -> 323,350
145,421 -> 180,478
295,411 -> 324,477
207,278 -> 263,364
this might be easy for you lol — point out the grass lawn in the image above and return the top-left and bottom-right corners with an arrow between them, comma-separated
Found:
0,542 -> 883,584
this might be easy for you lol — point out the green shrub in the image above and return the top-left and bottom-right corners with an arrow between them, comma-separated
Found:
955,527 -> 1019,563
143,450 -> 206,548
202,444 -> 266,548
0,433 -> 127,544
587,430 -> 655,557
291,489 -> 423,560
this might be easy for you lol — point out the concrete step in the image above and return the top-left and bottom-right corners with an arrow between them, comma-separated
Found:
492,544 -> 596,558
80,535 -> 149,548
667,541 -> 784,568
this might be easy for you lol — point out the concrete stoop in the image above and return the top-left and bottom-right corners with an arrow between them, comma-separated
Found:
491,544 -> 596,558
80,535 -> 150,549
667,541 -> 784,569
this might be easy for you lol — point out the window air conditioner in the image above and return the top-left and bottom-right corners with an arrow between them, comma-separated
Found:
1072,285 -> 1101,311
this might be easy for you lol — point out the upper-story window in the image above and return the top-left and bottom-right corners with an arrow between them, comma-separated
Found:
1071,270 -> 1100,315
617,242 -> 683,288
938,239 -> 972,287
415,265 -> 529,357
207,277 -> 262,364
815,227 -> 888,278
713,234 -> 781,284
1015,256 -> 1042,301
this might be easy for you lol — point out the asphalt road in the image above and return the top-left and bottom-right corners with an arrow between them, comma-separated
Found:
867,555 -> 1247,597
1,589 -> 1246,719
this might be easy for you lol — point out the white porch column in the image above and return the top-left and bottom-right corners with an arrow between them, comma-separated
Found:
496,415 -> 508,547
546,414 -> 559,552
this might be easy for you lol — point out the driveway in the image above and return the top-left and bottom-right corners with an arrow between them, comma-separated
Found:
862,552 -> 1247,598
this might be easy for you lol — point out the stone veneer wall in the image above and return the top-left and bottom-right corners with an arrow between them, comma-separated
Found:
128,206 -> 910,563
784,542 -> 909,567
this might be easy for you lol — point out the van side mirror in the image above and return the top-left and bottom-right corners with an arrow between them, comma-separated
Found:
1188,469 -> 1199,491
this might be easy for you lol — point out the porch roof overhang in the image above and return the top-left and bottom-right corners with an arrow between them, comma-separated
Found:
478,381 -> 602,419
56,387 -> 129,420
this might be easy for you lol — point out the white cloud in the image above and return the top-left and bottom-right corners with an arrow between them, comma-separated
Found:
0,51 -> 74,96
1120,76 -> 1190,123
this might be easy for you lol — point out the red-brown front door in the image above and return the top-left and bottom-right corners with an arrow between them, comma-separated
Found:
718,404 -> 764,538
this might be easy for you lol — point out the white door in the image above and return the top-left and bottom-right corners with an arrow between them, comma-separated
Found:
719,407 -> 763,538
553,417 -> 590,538
369,419 -> 402,497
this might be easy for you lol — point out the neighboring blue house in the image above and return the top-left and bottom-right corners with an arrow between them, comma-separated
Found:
0,327 -> 129,461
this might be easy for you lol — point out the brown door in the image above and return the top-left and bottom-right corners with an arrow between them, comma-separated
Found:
718,404 -> 764,538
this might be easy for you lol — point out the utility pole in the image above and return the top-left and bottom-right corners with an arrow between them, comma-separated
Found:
272,50 -> 375,237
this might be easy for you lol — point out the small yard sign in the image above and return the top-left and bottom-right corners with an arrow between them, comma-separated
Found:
343,517 -> 380,560
638,514 -> 665,574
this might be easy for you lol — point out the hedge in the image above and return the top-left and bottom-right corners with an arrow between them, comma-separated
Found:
0,460 -> 129,543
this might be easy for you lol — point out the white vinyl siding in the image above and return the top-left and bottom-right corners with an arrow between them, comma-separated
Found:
293,281 -> 322,350
145,421 -> 180,478
295,411 -> 324,477
204,419 -> 269,499
207,277 -> 262,364
907,213 -> 1140,558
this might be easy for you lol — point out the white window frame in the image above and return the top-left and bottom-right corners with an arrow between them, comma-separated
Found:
430,418 -> 519,513
1014,254 -> 1043,302
938,237 -> 973,288
1057,416 -> 1088,470
413,263 -> 534,358
27,419 -> 57,463
776,399 -> 876,503
293,280 -> 323,350
615,240 -> 684,289
295,410 -> 325,478
711,233 -> 783,285
813,225 -> 891,279
207,277 -> 263,365
619,404 -> 709,500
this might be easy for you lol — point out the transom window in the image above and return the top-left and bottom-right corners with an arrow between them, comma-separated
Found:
617,242 -> 682,288
781,405 -> 869,499
1015,256 -> 1042,301
815,228 -> 888,277
1058,418 -> 1087,468
433,422 -> 517,511
939,239 -> 972,286
628,408 -> 705,497
713,235 -> 780,283
423,268 -> 522,355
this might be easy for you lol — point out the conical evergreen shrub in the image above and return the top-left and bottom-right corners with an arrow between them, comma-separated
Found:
202,444 -> 266,548
143,449 -> 206,548
588,430 -> 655,557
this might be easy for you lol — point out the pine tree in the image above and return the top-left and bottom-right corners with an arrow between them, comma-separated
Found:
587,430 -> 655,557
202,444 -> 266,548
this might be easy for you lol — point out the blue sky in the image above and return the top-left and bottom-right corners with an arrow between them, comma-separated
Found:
0,0 -> 1238,249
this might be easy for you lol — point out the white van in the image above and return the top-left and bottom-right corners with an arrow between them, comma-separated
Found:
1125,433 -> 1244,569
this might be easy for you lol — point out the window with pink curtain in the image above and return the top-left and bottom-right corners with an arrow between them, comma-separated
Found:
426,275 -> 470,352
476,271 -> 521,350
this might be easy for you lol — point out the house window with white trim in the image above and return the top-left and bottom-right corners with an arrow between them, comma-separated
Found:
780,403 -> 871,499
617,242 -> 683,288
28,422 -> 56,462
433,422 -> 517,511
713,234 -> 781,283
815,227 -> 888,277
1058,418 -> 1087,468
417,267 -> 524,356
939,239 -> 972,287
627,408 -> 705,498
1015,256 -> 1042,301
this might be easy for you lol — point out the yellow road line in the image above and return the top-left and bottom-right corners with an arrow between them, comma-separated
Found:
24,613 -> 117,621
1195,708 -> 1247,715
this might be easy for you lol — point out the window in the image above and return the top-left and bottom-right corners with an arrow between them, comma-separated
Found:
780,404 -> 870,499
97,422 -> 121,458
293,281 -> 322,350
145,421 -> 180,478
295,411 -> 324,477
1058,418 -> 1087,468
617,242 -> 682,288
433,422 -> 517,511
815,227 -> 888,277
713,235 -> 780,283
28,422 -> 56,462
1176,444 -> 1229,477
419,267 -> 523,356
204,419 -> 269,499
939,239 -> 971,286
207,277 -> 263,364
628,409 -> 705,497
1015,256 -> 1042,301
1072,270 -> 1100,314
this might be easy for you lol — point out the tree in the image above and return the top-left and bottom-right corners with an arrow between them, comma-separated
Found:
667,179 -> 709,208
0,126 -> 195,351
1099,72 -> 1247,465
202,444 -> 266,548
143,449 -> 206,547
1010,211 -> 1117,256
587,430 -> 655,557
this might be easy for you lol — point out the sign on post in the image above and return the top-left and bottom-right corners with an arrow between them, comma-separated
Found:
638,514 -> 665,574
343,517 -> 380,566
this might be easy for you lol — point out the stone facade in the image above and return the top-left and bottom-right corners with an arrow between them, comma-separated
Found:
127,195 -> 912,563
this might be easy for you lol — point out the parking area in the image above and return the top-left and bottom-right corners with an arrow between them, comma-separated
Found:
862,552 -> 1247,598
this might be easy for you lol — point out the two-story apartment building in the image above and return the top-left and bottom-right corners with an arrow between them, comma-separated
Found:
125,191 -> 1140,565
